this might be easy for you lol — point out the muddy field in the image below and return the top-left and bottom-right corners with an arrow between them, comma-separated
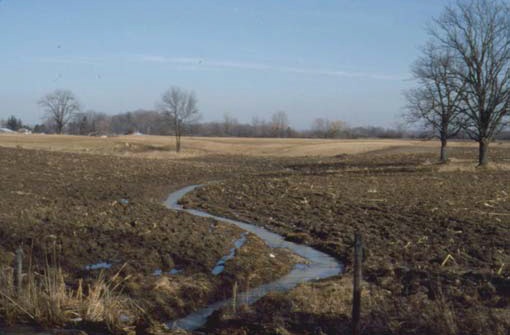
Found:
185,146 -> 510,334
0,146 -> 294,333
1,136 -> 509,334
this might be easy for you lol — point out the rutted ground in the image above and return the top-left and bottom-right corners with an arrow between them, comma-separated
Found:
0,147 -> 294,333
184,147 -> 510,334
2,136 -> 510,334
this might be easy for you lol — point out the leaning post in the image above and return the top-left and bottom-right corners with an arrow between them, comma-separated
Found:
352,232 -> 362,335
15,246 -> 23,296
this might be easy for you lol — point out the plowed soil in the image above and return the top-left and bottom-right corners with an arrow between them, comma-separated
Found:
0,147 -> 293,330
184,146 -> 510,334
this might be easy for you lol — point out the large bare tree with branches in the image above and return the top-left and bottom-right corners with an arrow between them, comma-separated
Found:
159,87 -> 200,152
38,90 -> 80,134
431,0 -> 510,165
405,45 -> 466,163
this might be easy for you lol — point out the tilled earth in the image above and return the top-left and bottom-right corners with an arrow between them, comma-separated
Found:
0,147 -> 294,331
184,147 -> 510,334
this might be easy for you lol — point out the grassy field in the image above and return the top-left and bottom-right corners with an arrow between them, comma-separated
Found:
0,134 -> 508,334
0,133 -> 495,158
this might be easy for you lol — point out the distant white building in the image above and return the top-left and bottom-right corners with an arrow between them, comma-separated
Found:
0,127 -> 14,133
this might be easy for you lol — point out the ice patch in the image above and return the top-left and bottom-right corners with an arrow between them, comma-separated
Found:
211,232 -> 248,276
153,268 -> 183,276
85,262 -> 112,270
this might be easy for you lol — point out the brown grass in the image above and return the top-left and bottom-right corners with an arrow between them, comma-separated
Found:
0,133 -> 496,158
254,276 -> 510,335
0,254 -> 139,334
437,157 -> 510,172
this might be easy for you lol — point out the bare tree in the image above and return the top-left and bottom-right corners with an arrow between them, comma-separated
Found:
159,87 -> 200,152
312,118 -> 348,138
38,90 -> 80,134
311,118 -> 328,138
223,112 -> 238,136
271,111 -> 289,138
329,120 -> 348,138
251,116 -> 270,137
431,0 -> 510,165
68,110 -> 111,135
405,45 -> 466,163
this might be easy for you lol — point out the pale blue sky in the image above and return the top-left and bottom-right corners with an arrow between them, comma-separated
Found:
0,1 -> 451,129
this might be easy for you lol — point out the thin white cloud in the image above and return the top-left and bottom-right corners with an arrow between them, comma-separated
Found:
135,55 -> 404,80
34,55 -> 404,81
34,56 -> 101,66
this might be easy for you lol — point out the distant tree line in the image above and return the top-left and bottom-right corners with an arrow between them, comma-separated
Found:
0,115 -> 25,131
14,106 -> 496,140
5,104 -> 508,141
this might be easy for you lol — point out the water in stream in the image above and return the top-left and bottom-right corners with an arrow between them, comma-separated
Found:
0,184 -> 342,334
164,185 -> 343,330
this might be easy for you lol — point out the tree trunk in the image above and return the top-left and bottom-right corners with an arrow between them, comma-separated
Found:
175,134 -> 181,153
352,233 -> 362,335
478,138 -> 489,166
56,122 -> 63,134
440,138 -> 448,163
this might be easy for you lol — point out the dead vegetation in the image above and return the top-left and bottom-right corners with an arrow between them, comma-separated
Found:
0,253 -> 138,334
0,133 -> 497,158
204,273 -> 508,334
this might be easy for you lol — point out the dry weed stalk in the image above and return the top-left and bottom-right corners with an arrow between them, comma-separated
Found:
0,248 -> 139,334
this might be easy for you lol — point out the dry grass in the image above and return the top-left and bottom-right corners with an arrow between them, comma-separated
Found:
285,277 -> 510,335
0,252 -> 138,334
0,133 -> 495,158
437,157 -> 510,172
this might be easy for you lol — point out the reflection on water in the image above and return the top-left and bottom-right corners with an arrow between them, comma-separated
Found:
153,268 -> 183,276
211,232 -> 248,275
164,185 -> 343,331
84,262 -> 111,271
0,184 -> 342,334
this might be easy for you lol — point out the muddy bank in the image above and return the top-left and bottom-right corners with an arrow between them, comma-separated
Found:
165,185 -> 341,331
184,148 -> 510,334
0,147 -> 293,332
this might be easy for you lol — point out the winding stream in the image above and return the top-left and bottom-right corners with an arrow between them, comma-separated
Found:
0,184 -> 342,334
165,185 -> 343,331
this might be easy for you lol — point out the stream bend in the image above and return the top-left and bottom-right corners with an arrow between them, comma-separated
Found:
164,185 -> 343,331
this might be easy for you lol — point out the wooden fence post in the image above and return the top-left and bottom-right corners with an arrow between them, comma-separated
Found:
232,281 -> 238,313
15,246 -> 23,296
352,232 -> 362,335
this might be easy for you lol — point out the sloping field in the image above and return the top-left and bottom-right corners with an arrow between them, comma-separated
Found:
184,146 -> 510,334
0,133 -> 493,158
1,134 -> 509,334
0,146 -> 294,333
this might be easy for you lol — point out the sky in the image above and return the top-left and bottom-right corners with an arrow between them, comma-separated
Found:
0,0 -> 452,129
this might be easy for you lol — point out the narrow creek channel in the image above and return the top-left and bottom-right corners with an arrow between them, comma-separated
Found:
165,185 -> 343,331
0,184 -> 343,334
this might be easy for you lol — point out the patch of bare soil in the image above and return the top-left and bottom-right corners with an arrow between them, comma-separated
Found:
184,147 -> 510,334
0,147 -> 293,333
